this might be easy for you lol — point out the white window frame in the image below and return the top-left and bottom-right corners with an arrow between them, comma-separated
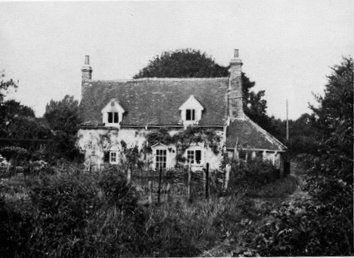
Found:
109,151 -> 119,164
185,147 -> 203,166
107,111 -> 119,124
178,95 -> 204,127
101,99 -> 125,127
155,148 -> 167,170
185,109 -> 196,121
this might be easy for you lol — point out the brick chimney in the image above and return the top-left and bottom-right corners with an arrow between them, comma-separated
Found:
81,55 -> 92,81
228,49 -> 244,120
81,55 -> 92,97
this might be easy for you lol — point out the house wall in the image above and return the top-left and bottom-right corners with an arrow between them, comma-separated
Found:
77,128 -> 224,171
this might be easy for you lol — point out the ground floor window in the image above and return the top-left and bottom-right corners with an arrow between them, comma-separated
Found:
109,151 -> 118,164
156,149 -> 167,170
239,149 -> 247,160
187,149 -> 202,164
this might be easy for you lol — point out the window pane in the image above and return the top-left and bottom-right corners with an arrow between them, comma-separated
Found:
186,109 -> 191,120
108,112 -> 113,123
113,112 -> 119,123
192,109 -> 195,120
110,152 -> 117,162
156,149 -> 167,170
196,150 -> 201,164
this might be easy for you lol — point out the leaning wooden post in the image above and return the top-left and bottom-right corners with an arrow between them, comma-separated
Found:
166,183 -> 171,202
157,167 -> 162,204
187,163 -> 192,201
205,163 -> 209,199
148,180 -> 153,204
225,163 -> 231,191
127,168 -> 132,184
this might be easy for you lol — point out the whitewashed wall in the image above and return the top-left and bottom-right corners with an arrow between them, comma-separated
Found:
77,128 -> 224,171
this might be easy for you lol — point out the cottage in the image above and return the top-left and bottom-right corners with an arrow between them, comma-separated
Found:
78,50 -> 286,171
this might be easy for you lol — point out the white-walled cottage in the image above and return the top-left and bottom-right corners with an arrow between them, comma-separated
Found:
77,50 -> 286,171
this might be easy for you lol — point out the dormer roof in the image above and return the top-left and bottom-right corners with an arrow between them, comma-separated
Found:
101,98 -> 125,114
179,95 -> 204,111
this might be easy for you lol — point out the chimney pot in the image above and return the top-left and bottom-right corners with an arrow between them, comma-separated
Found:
85,55 -> 90,65
234,49 -> 239,58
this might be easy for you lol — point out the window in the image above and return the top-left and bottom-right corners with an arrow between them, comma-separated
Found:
156,149 -> 167,170
186,109 -> 195,121
109,151 -> 118,164
187,149 -> 202,164
107,112 -> 119,123
239,150 -> 246,160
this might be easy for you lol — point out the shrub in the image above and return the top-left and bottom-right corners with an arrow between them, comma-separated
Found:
0,197 -> 33,257
227,158 -> 280,194
26,171 -> 102,257
0,146 -> 30,165
98,167 -> 139,211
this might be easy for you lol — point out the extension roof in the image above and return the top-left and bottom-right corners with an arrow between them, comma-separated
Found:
226,117 -> 286,151
80,78 -> 228,127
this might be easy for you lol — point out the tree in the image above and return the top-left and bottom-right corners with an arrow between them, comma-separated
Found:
134,49 -> 273,131
242,57 -> 353,256
0,70 -> 17,103
44,95 -> 82,161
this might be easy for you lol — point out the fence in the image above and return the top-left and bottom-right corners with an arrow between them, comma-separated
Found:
130,163 -> 232,205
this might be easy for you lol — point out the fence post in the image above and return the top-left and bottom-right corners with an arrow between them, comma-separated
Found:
187,163 -> 192,201
127,168 -> 132,184
166,183 -> 171,202
148,180 -> 153,204
225,163 -> 231,191
205,163 -> 209,199
157,167 -> 162,204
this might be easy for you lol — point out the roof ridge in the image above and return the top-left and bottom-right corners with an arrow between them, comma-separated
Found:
92,77 -> 229,83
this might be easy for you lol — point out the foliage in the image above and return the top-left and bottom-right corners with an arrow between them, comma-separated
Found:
0,70 -> 18,103
0,100 -> 52,139
98,168 -> 138,208
0,146 -> 30,164
0,197 -> 33,257
44,95 -> 83,161
247,175 -> 298,198
145,127 -> 221,160
227,158 -> 280,192
134,49 -> 229,78
238,57 -> 354,256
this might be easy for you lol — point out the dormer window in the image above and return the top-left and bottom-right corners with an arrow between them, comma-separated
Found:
108,112 -> 119,124
186,109 -> 195,121
179,95 -> 204,127
101,98 -> 125,127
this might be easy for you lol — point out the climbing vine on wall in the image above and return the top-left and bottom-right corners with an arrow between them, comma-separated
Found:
145,126 -> 222,155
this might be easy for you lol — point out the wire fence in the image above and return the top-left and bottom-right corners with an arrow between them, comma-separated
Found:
130,163 -> 230,204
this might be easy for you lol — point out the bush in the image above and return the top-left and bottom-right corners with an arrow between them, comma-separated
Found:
237,175 -> 353,256
0,146 -> 30,165
227,158 -> 280,194
26,171 -> 102,256
0,197 -> 33,257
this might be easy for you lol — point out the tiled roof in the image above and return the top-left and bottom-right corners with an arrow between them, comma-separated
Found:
226,117 -> 287,151
80,77 -> 286,151
80,78 -> 229,127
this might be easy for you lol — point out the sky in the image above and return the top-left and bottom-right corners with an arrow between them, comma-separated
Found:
0,0 -> 353,120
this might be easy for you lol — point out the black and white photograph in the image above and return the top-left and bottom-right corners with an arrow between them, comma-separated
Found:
0,0 -> 353,256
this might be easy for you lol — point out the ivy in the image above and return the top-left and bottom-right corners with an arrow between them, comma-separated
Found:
145,127 -> 221,156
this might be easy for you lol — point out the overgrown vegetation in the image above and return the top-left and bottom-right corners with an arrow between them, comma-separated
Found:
0,157 -> 293,257
145,127 -> 221,163
235,57 -> 354,256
